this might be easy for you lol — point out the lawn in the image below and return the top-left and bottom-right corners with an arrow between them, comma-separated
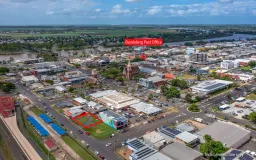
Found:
30,107 -> 43,116
240,66 -> 252,72
62,136 -> 96,160
177,74 -> 196,80
247,94 -> 256,100
76,116 -> 89,124
84,123 -> 116,139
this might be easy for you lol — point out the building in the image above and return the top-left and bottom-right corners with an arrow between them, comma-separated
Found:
0,95 -> 15,118
55,101 -> 73,108
175,131 -> 199,146
143,152 -> 172,160
219,104 -> 230,110
139,76 -> 167,89
123,60 -> 140,80
233,59 -> 251,68
161,142 -> 203,160
159,126 -> 182,141
196,121 -> 251,148
44,139 -> 58,152
99,110 -> 128,130
190,79 -> 233,94
21,75 -> 39,86
252,67 -> 256,75
72,97 -> 88,106
23,57 -> 44,64
175,123 -> 196,133
65,106 -> 84,118
130,102 -> 162,116
222,149 -> 255,160
55,86 -> 66,93
126,138 -> 146,152
164,73 -> 175,80
190,52 -> 208,64
221,60 -> 234,69
129,146 -> 158,160
142,131 -> 166,150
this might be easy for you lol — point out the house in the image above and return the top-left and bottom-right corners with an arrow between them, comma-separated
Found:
139,76 -> 167,89
44,139 -> 58,152
176,123 -> 196,133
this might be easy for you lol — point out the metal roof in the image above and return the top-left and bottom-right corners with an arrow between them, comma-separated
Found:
160,126 -> 182,138
126,138 -> 145,151
175,131 -> 199,143
130,146 -> 157,160
99,110 -> 127,122
161,142 -> 202,160
175,123 -> 195,132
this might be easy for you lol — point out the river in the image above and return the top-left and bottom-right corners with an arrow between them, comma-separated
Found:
165,34 -> 256,46
0,53 -> 37,61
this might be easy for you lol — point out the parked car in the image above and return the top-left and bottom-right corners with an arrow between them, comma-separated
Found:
98,154 -> 105,160
94,151 -> 99,155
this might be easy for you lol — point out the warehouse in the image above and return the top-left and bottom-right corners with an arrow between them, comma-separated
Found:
73,97 -> 88,106
142,131 -> 166,150
159,126 -> 182,141
161,142 -> 203,160
190,79 -> 233,94
175,131 -> 199,146
21,75 -> 39,86
196,121 -> 251,148
130,102 -> 161,115
99,110 -> 128,130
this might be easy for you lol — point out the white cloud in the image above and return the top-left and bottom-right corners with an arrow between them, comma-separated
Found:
218,0 -> 233,3
125,0 -> 142,2
111,4 -> 130,14
46,11 -> 54,15
253,10 -> 256,15
94,8 -> 101,12
147,6 -> 162,15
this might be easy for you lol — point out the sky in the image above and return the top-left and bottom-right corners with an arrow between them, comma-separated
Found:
0,0 -> 256,25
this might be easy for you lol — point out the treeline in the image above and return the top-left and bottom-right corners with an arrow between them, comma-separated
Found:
0,42 -> 52,52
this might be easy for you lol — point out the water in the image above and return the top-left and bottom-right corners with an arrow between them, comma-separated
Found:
165,34 -> 256,46
0,53 -> 37,61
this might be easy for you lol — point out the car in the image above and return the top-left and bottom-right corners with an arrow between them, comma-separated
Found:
98,154 -> 105,160
106,143 -> 112,147
94,151 -> 99,155
78,130 -> 83,134
60,123 -> 64,126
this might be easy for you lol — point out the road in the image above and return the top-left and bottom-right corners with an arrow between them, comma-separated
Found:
0,119 -> 27,160
15,81 -> 256,159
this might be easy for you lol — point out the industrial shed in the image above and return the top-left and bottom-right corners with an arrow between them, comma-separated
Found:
196,121 -> 251,148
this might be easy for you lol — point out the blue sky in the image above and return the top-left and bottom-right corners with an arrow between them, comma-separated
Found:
0,0 -> 256,25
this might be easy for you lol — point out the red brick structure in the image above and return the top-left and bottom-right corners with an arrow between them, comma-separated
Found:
0,95 -> 15,118
123,60 -> 140,80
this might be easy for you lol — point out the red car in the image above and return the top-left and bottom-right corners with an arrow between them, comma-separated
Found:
86,132 -> 90,136
98,154 -> 105,160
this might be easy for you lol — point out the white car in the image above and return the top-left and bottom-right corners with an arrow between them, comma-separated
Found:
94,151 -> 99,155
106,143 -> 112,147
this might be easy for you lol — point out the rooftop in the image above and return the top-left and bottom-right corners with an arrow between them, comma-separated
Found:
161,142 -> 202,160
196,121 -> 251,148
143,131 -> 165,144
190,79 -> 233,93
21,75 -> 38,82
175,123 -> 195,132
44,139 -> 57,149
143,152 -> 172,160
130,102 -> 161,115
99,110 -> 127,122
130,146 -> 158,160
126,138 -> 146,151
90,90 -> 118,98
175,131 -> 198,143
73,97 -> 88,104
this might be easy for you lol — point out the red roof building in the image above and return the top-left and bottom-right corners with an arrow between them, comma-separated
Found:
44,139 -> 58,151
0,95 -> 15,118
164,73 -> 175,80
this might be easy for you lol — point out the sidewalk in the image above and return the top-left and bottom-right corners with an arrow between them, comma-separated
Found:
24,106 -> 82,160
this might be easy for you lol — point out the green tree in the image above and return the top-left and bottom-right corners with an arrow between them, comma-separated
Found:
0,67 -> 9,74
161,86 -> 180,99
101,67 -> 121,79
248,61 -> 256,67
188,103 -> 200,112
68,87 -> 75,93
45,80 -> 54,85
248,112 -> 256,123
197,74 -> 201,81
148,94 -> 153,100
200,135 -> 228,159
185,94 -> 192,103
0,82 -> 15,93
169,79 -> 188,89
227,94 -> 232,100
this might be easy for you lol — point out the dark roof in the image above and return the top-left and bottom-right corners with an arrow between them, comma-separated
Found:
224,149 -> 242,160
160,126 -> 182,138
131,146 -> 157,160
204,83 -> 226,90
239,153 -> 254,160
126,138 -> 145,150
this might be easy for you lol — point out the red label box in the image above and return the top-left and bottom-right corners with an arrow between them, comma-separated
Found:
124,38 -> 163,46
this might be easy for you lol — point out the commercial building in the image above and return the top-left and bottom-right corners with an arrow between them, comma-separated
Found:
55,86 -> 66,93
175,131 -> 199,146
142,131 -> 166,150
190,79 -> 233,94
143,152 -> 172,160
222,149 -> 255,160
190,52 -> 208,64
161,142 -> 203,160
159,126 -> 182,142
65,106 -> 84,118
175,123 -> 196,133
99,110 -> 128,130
21,75 -> 39,86
221,60 -> 234,69
23,57 -> 44,64
129,146 -> 158,160
73,97 -> 88,106
126,138 -> 146,152
196,121 -> 251,148
139,76 -> 167,89
130,102 -> 162,116
0,95 -> 15,118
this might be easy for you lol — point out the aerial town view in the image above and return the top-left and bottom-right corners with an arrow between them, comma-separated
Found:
0,0 -> 256,160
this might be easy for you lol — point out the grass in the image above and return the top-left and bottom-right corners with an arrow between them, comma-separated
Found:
177,74 -> 196,80
84,123 -> 116,139
30,107 -> 43,116
62,136 -> 96,160
247,94 -> 256,100
240,66 -> 252,72
76,116 -> 89,124
0,134 -> 13,160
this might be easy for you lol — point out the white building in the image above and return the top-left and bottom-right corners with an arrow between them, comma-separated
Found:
220,60 -> 234,69
21,75 -> 39,86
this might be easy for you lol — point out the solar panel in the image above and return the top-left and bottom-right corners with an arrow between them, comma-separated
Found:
129,139 -> 145,150
136,147 -> 154,159
239,153 -> 254,160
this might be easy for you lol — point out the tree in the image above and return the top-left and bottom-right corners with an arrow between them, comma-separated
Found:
227,93 -> 232,100
185,94 -> 192,103
45,80 -> 54,85
0,67 -> 9,74
184,42 -> 193,46
253,89 -> 256,95
9,56 -> 14,62
248,61 -> 256,67
200,134 -> 228,160
248,112 -> 256,123
68,87 -> 75,93
169,79 -> 188,89
161,86 -> 180,99
188,103 -> 200,112
189,66 -> 196,73
148,94 -> 153,100
0,82 -> 15,93
197,74 -> 201,81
